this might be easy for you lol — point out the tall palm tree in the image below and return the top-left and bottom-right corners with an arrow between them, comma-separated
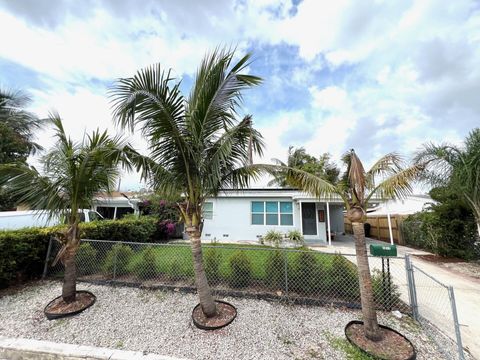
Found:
277,150 -> 421,341
0,114 -> 134,303
415,129 -> 480,238
0,88 -> 43,162
110,49 -> 264,317
0,88 -> 43,210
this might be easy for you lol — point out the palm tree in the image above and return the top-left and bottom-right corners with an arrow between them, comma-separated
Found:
0,88 -> 43,210
0,114 -> 134,303
277,150 -> 421,341
0,88 -> 43,162
110,49 -> 264,318
268,146 -> 340,187
415,129 -> 480,238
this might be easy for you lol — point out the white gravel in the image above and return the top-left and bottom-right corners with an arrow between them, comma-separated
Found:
0,281 -> 453,359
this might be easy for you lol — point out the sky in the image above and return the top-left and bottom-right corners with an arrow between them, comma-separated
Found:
1,0 -> 479,190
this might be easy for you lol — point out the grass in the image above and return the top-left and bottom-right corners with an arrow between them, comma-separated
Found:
126,244 -> 335,280
325,332 -> 375,360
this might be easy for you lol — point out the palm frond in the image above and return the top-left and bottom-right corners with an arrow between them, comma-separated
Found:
366,164 -> 423,202
346,149 -> 366,205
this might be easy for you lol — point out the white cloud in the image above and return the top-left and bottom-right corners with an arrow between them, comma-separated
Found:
1,0 -> 479,190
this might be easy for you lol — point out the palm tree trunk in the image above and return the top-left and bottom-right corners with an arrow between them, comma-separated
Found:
188,226 -> 217,317
352,221 -> 383,341
62,244 -> 78,303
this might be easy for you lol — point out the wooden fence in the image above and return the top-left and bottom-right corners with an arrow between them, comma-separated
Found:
344,215 -> 407,245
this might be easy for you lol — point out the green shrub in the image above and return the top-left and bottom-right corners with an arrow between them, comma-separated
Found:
290,250 -> 325,295
204,246 -> 222,281
371,269 -> 401,310
264,249 -> 286,289
228,251 -> 253,288
287,229 -> 304,246
76,242 -> 98,275
103,243 -> 134,276
133,246 -> 158,279
80,216 -> 157,243
263,230 -> 284,247
328,254 -> 360,300
0,227 -> 56,288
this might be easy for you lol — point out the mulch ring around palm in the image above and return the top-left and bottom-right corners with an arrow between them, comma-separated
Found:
44,290 -> 96,320
192,300 -> 237,330
345,321 -> 416,360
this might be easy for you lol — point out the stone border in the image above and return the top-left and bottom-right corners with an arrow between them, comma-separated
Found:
0,336 -> 188,360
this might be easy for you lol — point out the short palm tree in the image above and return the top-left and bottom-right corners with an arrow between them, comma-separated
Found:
110,49 -> 264,318
278,150 -> 421,341
415,129 -> 480,238
0,114 -> 134,303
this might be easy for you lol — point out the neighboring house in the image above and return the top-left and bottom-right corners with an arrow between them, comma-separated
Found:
366,194 -> 433,216
202,188 -> 345,244
92,191 -> 141,219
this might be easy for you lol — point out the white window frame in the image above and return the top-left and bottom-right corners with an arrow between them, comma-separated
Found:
250,201 -> 294,226
203,202 -> 214,220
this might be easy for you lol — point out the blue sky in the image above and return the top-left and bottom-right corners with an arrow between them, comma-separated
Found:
1,0 -> 479,190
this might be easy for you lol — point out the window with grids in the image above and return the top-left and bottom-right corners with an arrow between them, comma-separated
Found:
251,201 -> 293,225
203,202 -> 213,219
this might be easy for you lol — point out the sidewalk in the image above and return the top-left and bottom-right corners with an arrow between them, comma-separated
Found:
0,336 -> 187,360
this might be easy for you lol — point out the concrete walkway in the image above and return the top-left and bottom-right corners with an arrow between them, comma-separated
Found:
0,336 -> 187,360
319,235 -> 480,360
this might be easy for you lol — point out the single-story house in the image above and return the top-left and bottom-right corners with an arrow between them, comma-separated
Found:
92,192 -> 141,219
202,188 -> 345,245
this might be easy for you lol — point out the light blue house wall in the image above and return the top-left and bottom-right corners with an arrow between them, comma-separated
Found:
202,189 -> 345,244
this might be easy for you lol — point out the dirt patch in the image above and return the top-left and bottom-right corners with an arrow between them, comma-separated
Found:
414,254 -> 465,263
45,292 -> 95,314
192,301 -> 236,329
346,323 -> 415,360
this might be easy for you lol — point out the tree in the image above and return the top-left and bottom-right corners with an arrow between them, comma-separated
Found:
277,150 -> 421,341
0,114 -> 133,303
110,49 -> 264,318
415,129 -> 480,238
0,89 -> 42,210
269,146 -> 340,187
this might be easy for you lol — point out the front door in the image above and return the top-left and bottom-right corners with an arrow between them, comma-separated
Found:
301,202 -> 317,236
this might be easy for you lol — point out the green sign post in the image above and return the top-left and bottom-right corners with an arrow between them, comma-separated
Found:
369,244 -> 397,310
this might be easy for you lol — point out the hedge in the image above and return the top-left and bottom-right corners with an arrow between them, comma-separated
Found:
80,216 -> 158,243
0,227 -> 54,287
0,216 -> 178,288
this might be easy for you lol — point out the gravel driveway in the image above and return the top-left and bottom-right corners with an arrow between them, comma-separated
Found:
0,281 -> 451,360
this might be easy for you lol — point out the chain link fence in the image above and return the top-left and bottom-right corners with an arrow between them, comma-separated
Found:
405,255 -> 466,360
44,239 -> 467,359
46,239 -> 409,312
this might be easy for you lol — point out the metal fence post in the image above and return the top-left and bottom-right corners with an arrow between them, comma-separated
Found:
283,248 -> 289,298
448,286 -> 465,360
405,255 -> 419,320
113,242 -> 119,280
42,237 -> 54,279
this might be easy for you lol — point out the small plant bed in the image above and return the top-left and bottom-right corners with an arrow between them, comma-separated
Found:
44,291 -> 96,320
192,300 -> 237,330
345,321 -> 415,360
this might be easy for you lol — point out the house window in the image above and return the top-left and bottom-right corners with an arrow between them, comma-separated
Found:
280,202 -> 293,225
251,201 -> 264,225
251,201 -> 293,226
203,202 -> 213,220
